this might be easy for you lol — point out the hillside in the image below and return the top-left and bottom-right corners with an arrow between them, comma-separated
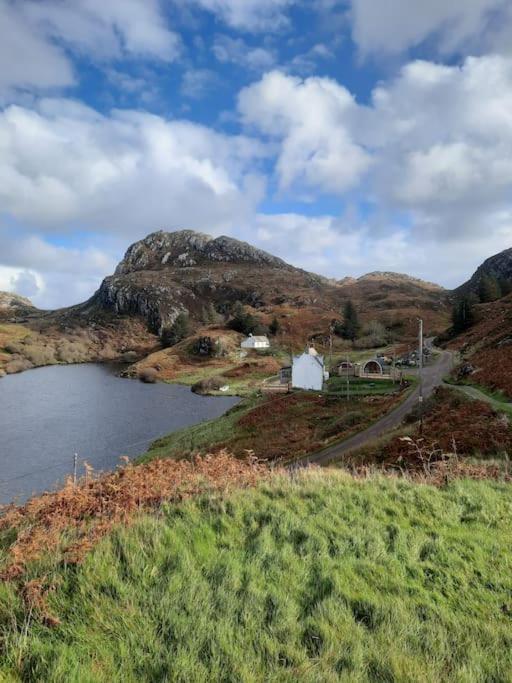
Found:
336,271 -> 449,338
1,467 -> 510,681
89,229 -> 450,341
0,292 -> 37,319
456,247 -> 512,296
447,293 -> 512,398
0,230 -> 453,378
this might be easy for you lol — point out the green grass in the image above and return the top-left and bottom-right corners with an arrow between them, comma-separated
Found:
1,471 -> 511,682
444,379 -> 512,415
138,397 -> 262,462
326,376 -> 397,396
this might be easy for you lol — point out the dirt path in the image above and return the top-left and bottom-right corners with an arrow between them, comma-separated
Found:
446,383 -> 512,415
296,350 -> 455,467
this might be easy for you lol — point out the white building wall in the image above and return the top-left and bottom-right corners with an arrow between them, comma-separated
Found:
292,354 -> 324,391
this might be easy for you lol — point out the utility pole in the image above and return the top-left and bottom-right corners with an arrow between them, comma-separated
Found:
329,326 -> 333,373
418,318 -> 424,434
346,351 -> 350,401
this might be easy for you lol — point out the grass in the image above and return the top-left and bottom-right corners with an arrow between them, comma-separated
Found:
138,398 -> 261,462
326,376 -> 397,396
1,470 -> 511,682
445,378 -> 512,414
140,392 -> 401,464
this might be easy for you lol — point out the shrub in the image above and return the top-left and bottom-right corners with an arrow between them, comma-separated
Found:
191,336 -> 216,357
191,375 -> 229,394
23,345 -> 57,366
139,368 -> 158,383
5,358 -> 33,374
161,313 -> 190,348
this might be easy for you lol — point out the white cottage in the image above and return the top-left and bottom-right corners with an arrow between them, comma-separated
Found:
292,347 -> 329,391
241,334 -> 270,350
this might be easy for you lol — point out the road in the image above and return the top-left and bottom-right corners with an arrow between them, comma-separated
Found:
296,349 -> 454,467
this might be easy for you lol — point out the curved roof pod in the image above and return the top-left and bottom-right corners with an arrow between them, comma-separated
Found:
363,359 -> 383,375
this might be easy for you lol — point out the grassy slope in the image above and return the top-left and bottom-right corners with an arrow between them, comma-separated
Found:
140,391 -> 402,464
1,471 -> 511,682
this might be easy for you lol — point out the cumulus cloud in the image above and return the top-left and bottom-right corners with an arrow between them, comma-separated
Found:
366,56 -> 512,241
180,68 -> 219,99
0,0 -> 180,96
0,99 -> 267,235
186,0 -> 295,31
349,0 -> 512,56
212,35 -> 276,71
238,71 -> 371,194
0,231 -> 119,308
0,1 -> 74,96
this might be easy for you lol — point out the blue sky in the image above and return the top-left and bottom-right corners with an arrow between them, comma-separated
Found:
1,0 -> 512,308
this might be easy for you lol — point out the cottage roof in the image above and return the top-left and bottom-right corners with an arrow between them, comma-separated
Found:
246,335 -> 269,343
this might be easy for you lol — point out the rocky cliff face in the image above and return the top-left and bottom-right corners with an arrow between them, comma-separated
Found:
456,247 -> 512,295
114,230 -> 289,275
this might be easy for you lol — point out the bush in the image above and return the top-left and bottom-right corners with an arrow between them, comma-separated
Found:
139,368 -> 158,383
161,313 -> 190,348
191,336 -> 216,357
23,344 -> 57,366
5,358 -> 33,374
191,375 -> 229,394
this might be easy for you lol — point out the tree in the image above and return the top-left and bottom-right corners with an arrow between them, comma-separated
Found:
161,312 -> 190,348
478,275 -> 501,303
498,278 -> 512,298
269,317 -> 280,336
341,300 -> 360,341
228,302 -> 258,335
452,296 -> 476,333
206,302 -> 221,324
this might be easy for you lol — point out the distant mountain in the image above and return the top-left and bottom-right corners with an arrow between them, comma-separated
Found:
456,247 -> 512,295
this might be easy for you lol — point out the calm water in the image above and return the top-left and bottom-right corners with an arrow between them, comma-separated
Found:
0,364 -> 239,505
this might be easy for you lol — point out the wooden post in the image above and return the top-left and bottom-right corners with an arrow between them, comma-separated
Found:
418,318 -> 424,434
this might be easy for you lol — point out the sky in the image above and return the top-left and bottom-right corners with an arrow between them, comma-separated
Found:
1,0 -> 512,308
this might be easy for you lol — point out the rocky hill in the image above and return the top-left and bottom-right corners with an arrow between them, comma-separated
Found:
0,292 -> 36,311
88,229 -> 450,339
456,247 -> 512,295
91,230 -> 333,335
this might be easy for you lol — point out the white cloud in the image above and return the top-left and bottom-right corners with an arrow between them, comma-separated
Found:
0,0 -> 180,97
238,71 -> 371,194
349,0 -> 512,56
0,232 -> 118,308
365,56 -> 512,244
212,35 -> 276,71
181,69 -> 218,99
0,99 -> 267,236
186,0 -> 295,31
0,1 -> 74,95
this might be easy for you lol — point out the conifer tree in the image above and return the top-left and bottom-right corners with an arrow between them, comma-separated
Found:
342,300 -> 360,341
478,274 -> 501,302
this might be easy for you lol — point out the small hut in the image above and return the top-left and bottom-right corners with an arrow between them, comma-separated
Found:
337,361 -> 354,376
362,359 -> 383,376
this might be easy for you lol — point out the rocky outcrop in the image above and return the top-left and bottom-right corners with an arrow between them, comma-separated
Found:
456,247 -> 512,295
91,229 -> 328,334
0,292 -> 36,310
115,230 -> 289,275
